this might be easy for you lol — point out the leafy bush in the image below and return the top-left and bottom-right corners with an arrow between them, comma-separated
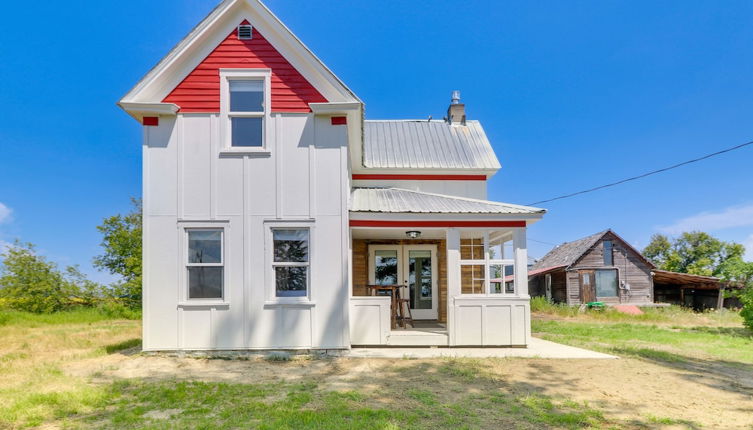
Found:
0,242 -> 108,314
740,287 -> 753,330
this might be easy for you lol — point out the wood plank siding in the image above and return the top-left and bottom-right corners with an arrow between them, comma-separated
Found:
163,21 -> 327,113
567,232 -> 653,305
352,239 -> 447,323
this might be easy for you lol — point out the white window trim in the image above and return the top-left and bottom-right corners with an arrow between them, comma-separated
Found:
459,231 -> 516,296
219,68 -> 272,155
181,225 -> 228,305
264,221 -> 315,305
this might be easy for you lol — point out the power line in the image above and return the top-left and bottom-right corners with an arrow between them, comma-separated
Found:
527,140 -> 753,206
528,238 -> 558,246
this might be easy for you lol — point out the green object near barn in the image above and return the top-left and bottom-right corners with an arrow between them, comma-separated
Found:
587,301 -> 605,311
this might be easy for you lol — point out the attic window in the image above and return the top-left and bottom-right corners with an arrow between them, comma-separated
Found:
237,24 -> 253,40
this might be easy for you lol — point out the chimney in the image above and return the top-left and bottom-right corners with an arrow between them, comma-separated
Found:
446,90 -> 466,125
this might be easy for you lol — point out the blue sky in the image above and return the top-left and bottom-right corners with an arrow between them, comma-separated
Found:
1,0 -> 753,282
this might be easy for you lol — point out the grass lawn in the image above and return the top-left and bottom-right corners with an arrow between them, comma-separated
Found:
1,305 -> 752,429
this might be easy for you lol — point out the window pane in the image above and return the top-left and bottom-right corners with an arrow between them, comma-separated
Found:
188,230 -> 222,264
188,267 -> 223,299
231,117 -> 263,147
375,250 -> 398,285
460,238 -> 484,260
603,240 -> 614,266
490,264 -> 504,294
273,229 -> 309,263
230,80 -> 264,112
596,269 -> 618,297
505,265 -> 515,294
461,264 -> 485,294
276,266 -> 307,297
408,250 -> 432,309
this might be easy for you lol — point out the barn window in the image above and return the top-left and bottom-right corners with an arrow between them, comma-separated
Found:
186,229 -> 224,299
595,269 -> 618,297
603,240 -> 614,266
272,228 -> 310,298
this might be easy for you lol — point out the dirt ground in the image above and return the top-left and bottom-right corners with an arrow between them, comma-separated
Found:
66,349 -> 753,429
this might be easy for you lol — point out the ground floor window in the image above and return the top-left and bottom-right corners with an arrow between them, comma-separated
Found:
595,269 -> 618,297
186,229 -> 224,300
460,232 -> 516,295
272,228 -> 310,298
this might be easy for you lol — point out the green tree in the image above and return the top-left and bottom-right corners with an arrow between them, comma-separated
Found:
0,242 -> 100,313
93,199 -> 142,308
643,232 -> 744,277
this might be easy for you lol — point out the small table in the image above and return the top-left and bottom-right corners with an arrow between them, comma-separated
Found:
366,284 -> 403,329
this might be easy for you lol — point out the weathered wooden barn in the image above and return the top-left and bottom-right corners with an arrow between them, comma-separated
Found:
529,230 -> 655,305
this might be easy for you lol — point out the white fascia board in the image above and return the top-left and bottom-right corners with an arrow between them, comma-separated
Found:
119,0 -> 359,107
348,212 -> 545,222
351,167 -> 501,178
118,102 -> 180,122
309,102 -> 362,115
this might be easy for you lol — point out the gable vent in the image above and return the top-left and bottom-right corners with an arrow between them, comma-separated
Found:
237,24 -> 253,40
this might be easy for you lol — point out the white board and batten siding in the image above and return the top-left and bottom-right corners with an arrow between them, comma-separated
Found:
142,112 -> 351,351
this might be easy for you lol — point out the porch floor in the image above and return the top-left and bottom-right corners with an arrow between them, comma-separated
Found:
388,320 -> 448,346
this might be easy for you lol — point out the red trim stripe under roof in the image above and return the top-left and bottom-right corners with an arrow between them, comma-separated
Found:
352,174 -> 487,181
349,220 -> 526,228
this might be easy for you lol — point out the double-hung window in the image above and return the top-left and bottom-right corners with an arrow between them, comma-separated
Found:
186,229 -> 224,299
272,228 -> 310,298
221,69 -> 271,150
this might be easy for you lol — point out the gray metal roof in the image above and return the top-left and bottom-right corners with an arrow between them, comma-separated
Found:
363,120 -> 501,170
350,188 -> 545,215
531,231 -> 607,271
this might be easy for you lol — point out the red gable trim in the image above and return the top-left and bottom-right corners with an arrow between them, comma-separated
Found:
352,174 -> 487,181
142,117 -> 159,126
163,21 -> 327,113
350,220 -> 526,228
331,116 -> 347,125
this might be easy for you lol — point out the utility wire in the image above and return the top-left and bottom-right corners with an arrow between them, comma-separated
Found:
527,140 -> 753,206
528,238 -> 558,246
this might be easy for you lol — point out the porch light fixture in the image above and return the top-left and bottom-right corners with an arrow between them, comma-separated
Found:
405,231 -> 422,239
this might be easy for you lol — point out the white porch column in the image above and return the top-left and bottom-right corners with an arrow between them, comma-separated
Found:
446,228 -> 461,346
513,227 -> 529,297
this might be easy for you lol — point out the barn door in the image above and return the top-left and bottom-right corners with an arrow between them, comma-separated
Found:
580,270 -> 596,303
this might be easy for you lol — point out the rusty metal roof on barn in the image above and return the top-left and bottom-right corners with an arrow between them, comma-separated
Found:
350,187 -> 545,214
363,120 -> 501,170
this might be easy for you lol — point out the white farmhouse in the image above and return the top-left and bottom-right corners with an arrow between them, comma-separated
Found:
119,0 -> 546,351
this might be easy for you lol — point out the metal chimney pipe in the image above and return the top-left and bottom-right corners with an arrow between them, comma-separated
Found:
451,90 -> 461,105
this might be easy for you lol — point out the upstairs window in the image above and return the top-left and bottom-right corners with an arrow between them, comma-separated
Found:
230,80 -> 264,147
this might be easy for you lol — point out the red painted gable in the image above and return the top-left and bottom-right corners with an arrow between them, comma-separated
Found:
163,21 -> 327,113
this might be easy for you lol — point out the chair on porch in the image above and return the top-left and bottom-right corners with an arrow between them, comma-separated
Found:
365,284 -> 414,329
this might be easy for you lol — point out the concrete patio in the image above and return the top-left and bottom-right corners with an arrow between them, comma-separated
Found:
347,337 -> 617,359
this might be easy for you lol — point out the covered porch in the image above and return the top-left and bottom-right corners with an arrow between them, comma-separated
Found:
347,187 -> 545,347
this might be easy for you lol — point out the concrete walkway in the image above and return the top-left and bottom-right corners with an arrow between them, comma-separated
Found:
347,337 -> 616,359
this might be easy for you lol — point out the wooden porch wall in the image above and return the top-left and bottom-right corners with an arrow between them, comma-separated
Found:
566,232 -> 653,305
529,270 -> 567,303
352,239 -> 447,323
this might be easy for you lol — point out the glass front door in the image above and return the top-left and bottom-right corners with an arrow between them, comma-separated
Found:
369,245 -> 438,320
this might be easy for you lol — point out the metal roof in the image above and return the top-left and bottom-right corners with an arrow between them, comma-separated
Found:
350,188 -> 545,215
363,120 -> 501,170
531,229 -> 656,271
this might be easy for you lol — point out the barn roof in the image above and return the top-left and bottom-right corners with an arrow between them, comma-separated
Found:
532,229 -> 656,271
363,120 -> 501,171
350,187 -> 545,215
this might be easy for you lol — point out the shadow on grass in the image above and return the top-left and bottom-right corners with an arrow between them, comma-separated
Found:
105,338 -> 141,354
682,326 -> 753,338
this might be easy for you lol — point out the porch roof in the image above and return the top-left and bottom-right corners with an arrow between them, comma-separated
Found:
350,187 -> 546,215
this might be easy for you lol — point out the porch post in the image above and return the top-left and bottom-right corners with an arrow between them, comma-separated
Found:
513,227 -> 529,297
446,228 -> 461,346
